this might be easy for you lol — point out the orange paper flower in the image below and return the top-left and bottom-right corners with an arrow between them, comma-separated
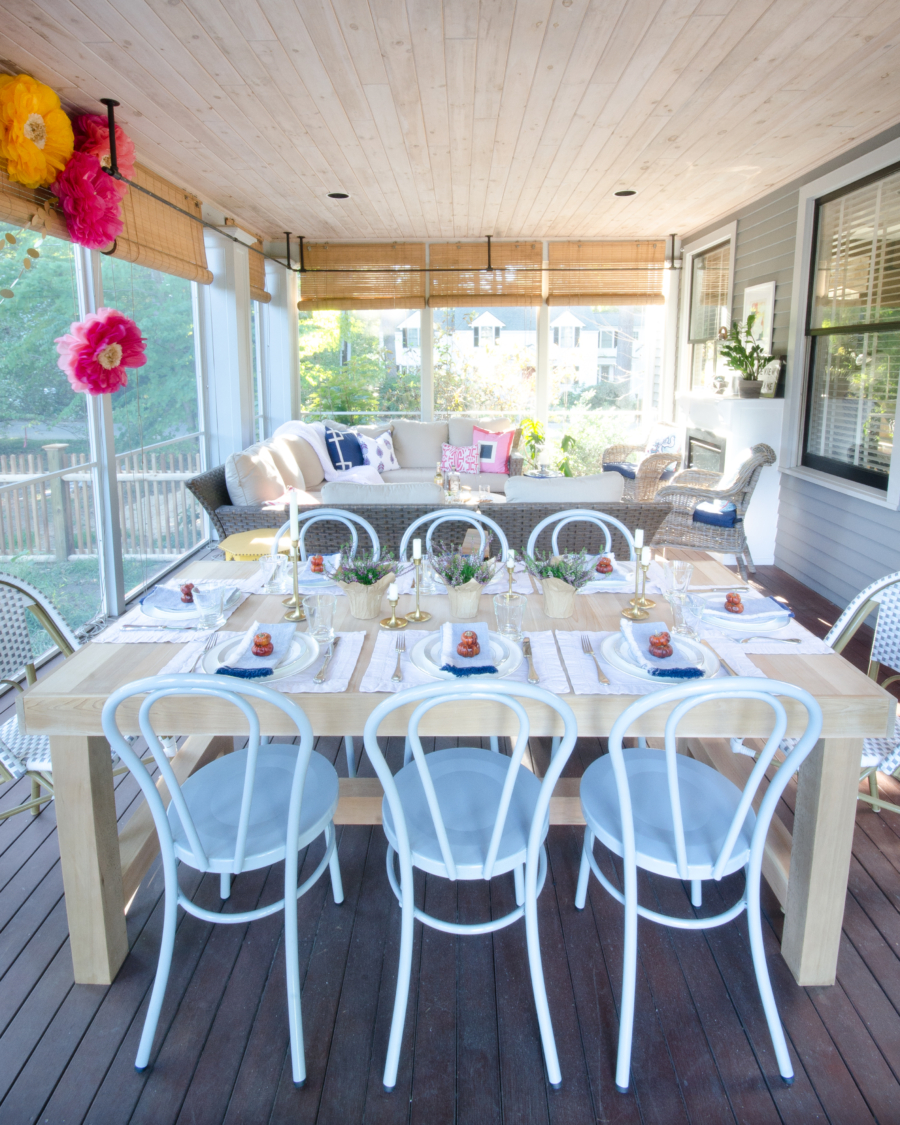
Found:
0,74 -> 73,189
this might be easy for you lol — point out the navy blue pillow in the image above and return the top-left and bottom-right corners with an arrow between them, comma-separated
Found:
325,427 -> 364,471
693,501 -> 737,528
603,462 -> 637,480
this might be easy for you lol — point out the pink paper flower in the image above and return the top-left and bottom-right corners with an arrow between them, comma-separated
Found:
55,307 -> 147,395
52,150 -> 124,249
72,113 -> 135,192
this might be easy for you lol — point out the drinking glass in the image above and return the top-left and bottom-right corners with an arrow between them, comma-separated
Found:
680,593 -> 706,639
258,553 -> 285,594
302,593 -> 336,642
418,555 -> 441,595
661,560 -> 694,635
192,584 -> 226,628
493,592 -> 526,642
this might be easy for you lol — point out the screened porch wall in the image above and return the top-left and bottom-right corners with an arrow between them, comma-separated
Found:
681,120 -> 900,611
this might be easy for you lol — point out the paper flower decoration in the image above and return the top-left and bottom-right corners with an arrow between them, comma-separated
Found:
55,308 -> 147,396
72,113 -> 135,192
52,151 -> 124,249
0,74 -> 73,189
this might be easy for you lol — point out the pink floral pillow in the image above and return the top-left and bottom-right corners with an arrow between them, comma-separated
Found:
440,443 -> 479,474
473,426 -> 515,473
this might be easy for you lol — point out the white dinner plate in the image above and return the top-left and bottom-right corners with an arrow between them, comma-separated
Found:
203,630 -> 320,680
600,633 -> 718,684
698,594 -> 791,635
140,586 -> 241,623
410,631 -> 523,681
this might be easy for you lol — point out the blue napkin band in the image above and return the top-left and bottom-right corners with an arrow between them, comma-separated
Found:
215,666 -> 273,679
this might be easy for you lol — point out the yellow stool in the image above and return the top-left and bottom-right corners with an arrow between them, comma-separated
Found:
218,529 -> 289,561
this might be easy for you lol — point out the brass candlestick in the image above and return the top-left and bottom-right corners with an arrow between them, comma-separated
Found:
282,541 -> 306,622
629,556 -> 655,610
380,591 -> 408,630
504,563 -> 515,600
621,556 -> 650,621
406,558 -> 432,623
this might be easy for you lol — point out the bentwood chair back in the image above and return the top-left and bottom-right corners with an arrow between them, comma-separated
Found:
271,507 -> 381,561
363,680 -> 577,1091
398,508 -> 510,562
525,509 -> 637,560
102,673 -> 343,1087
576,677 -> 821,1093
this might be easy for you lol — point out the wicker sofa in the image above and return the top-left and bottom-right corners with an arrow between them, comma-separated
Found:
185,461 -> 672,559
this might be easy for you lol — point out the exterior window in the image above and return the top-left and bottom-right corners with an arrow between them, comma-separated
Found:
554,326 -> 580,348
402,327 -> 420,349
802,165 -> 900,490
687,241 -> 731,390
473,325 -> 500,347
599,329 -> 618,352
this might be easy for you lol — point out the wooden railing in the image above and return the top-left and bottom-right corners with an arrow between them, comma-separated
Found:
0,444 -> 205,560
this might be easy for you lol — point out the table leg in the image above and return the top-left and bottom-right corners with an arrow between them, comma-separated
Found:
51,734 -> 128,986
781,736 -> 861,986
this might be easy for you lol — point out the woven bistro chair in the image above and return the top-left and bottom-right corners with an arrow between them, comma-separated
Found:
602,424 -> 682,501
0,574 -> 80,819
652,443 -> 776,579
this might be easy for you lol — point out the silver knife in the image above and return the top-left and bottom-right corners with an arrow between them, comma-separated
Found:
122,623 -> 206,631
314,636 -> 340,683
522,637 -> 540,684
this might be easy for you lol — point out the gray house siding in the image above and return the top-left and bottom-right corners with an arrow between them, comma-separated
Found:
682,122 -> 900,611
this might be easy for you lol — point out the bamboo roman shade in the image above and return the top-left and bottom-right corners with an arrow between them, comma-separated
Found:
110,164 -> 212,284
249,240 -> 271,303
428,241 -> 542,306
298,242 -> 425,309
548,240 -> 665,305
811,166 -> 900,332
0,161 -> 68,240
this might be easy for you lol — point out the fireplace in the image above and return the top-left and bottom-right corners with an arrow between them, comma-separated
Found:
686,428 -> 726,473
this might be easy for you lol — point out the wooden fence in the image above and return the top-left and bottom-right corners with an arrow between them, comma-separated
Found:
0,446 -> 205,560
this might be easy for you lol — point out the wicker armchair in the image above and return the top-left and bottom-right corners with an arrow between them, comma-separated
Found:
602,425 -> 683,501
652,443 -> 776,579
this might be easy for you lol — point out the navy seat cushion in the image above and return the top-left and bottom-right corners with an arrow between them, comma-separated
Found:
603,463 -> 675,482
325,427 -> 364,470
693,501 -> 737,528
603,462 -> 636,480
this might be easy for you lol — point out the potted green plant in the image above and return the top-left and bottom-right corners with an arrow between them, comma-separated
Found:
718,313 -> 773,398
329,549 -> 398,619
429,545 -> 497,619
523,549 -> 594,618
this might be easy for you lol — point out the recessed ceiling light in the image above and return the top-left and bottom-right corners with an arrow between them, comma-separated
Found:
614,189 -> 637,197
327,191 -> 349,199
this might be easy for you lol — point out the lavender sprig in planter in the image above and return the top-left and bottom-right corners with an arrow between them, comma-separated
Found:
429,542 -> 498,620
523,549 -> 594,618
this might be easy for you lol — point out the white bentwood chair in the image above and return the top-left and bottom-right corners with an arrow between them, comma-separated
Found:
576,677 -> 822,1093
363,680 -> 578,1091
270,507 -> 381,562
271,507 -> 380,780
101,673 -> 344,1086
525,509 -> 637,560
398,508 -> 510,563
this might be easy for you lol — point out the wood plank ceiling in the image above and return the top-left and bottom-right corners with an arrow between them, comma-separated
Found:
1,0 -> 899,242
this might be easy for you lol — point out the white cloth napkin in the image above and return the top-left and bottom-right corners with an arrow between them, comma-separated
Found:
360,629 -> 437,693
439,621 -> 497,676
217,621 -> 297,677
620,619 -> 705,680
94,576 -> 261,643
556,630 -> 764,696
701,592 -> 792,624
158,630 -> 365,694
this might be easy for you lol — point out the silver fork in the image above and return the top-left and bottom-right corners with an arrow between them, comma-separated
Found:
191,630 -> 220,672
581,634 -> 610,684
391,634 -> 406,682
738,635 -> 802,645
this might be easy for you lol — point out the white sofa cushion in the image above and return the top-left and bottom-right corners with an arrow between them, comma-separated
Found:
391,419 -> 449,468
504,473 -> 625,503
320,481 -> 445,505
267,435 -> 309,491
381,468 -> 508,492
225,442 -> 286,505
448,417 -> 514,447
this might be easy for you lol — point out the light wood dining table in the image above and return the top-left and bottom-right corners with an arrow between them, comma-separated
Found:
18,551 -> 894,992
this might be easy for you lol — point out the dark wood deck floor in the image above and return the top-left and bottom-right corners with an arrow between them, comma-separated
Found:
1,565 -> 900,1125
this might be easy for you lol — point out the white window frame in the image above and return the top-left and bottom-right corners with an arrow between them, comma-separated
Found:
677,222 -> 737,394
782,134 -> 900,511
